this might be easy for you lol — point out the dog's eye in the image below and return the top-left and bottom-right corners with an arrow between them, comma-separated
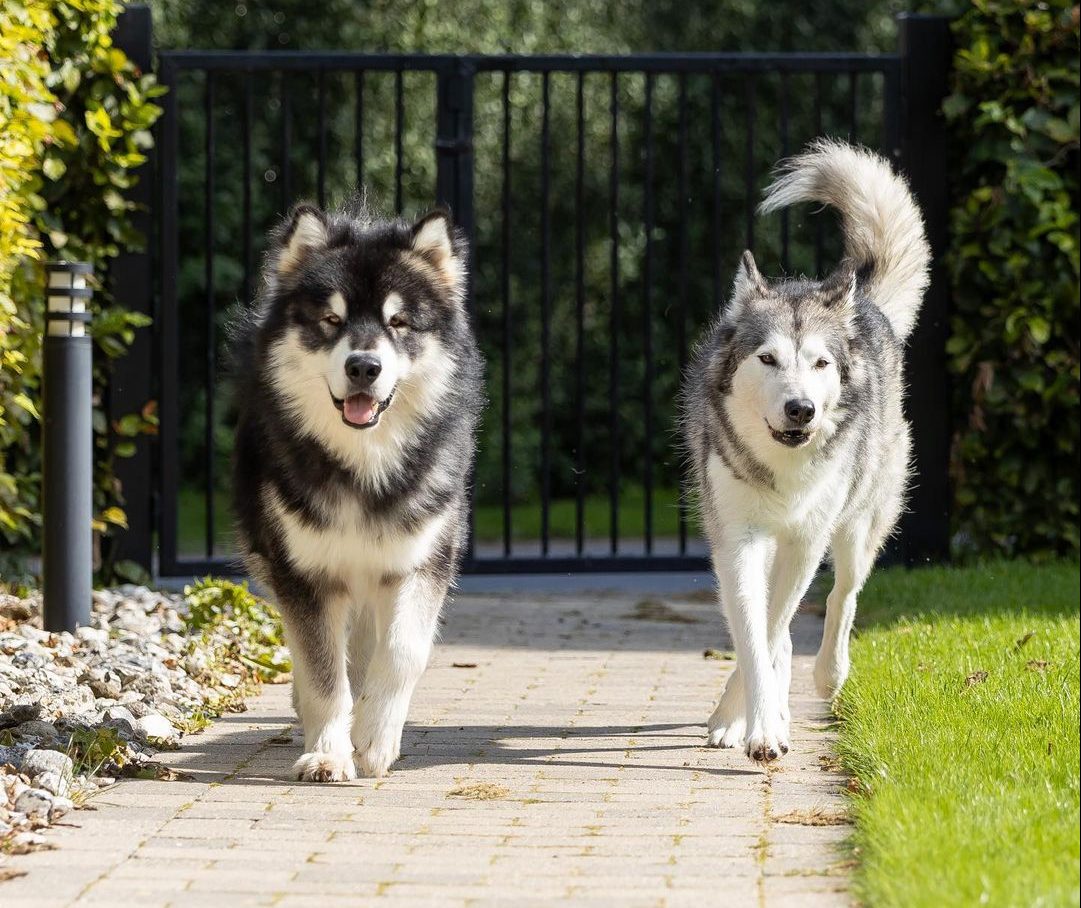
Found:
387,314 -> 408,329
815,358 -> 831,370
758,353 -> 777,367
322,313 -> 342,328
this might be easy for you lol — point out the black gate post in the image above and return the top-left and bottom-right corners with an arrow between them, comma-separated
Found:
107,3 -> 155,577
897,13 -> 953,564
434,61 -> 476,259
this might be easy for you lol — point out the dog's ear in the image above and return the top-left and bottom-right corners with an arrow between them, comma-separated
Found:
274,204 -> 328,276
410,208 -> 466,301
819,259 -> 858,314
726,250 -> 769,317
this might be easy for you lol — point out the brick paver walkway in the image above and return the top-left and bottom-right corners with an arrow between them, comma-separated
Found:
4,592 -> 850,907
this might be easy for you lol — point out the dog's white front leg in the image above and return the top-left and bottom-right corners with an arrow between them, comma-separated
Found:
715,531 -> 786,762
351,571 -> 443,777
282,596 -> 356,782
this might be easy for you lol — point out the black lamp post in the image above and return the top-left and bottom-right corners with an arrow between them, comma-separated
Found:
42,261 -> 94,632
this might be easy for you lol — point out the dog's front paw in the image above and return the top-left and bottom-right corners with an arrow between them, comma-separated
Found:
293,750 -> 357,783
706,704 -> 746,749
744,718 -> 789,764
354,733 -> 400,778
814,651 -> 849,701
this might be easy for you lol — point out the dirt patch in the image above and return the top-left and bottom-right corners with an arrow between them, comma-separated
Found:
624,599 -> 700,624
703,648 -> 734,661
775,807 -> 851,826
446,782 -> 510,801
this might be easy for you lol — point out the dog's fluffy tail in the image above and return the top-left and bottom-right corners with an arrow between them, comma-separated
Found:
759,138 -> 930,341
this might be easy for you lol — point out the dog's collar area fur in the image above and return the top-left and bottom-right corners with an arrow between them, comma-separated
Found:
331,388 -> 396,430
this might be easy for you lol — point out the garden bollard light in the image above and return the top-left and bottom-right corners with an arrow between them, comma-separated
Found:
42,261 -> 94,633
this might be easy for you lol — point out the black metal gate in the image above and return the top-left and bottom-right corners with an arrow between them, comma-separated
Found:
124,14 -> 952,579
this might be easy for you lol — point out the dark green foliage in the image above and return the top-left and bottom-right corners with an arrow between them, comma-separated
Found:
943,0 -> 1080,558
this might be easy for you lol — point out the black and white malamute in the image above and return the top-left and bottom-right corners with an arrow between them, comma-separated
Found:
231,201 -> 483,781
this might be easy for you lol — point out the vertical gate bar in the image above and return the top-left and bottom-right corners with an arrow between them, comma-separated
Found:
281,71 -> 292,213
642,73 -> 654,556
780,72 -> 790,272
539,70 -> 552,557
203,73 -> 216,558
744,74 -> 757,252
317,69 -> 327,207
435,62 -> 476,555
883,62 -> 902,163
677,73 -> 689,556
242,73 -> 253,305
159,57 -> 180,575
501,70 -> 513,558
849,71 -> 859,142
574,72 -> 586,557
814,72 -> 825,274
394,68 -> 405,213
608,72 -> 621,556
711,72 -> 723,310
354,71 -> 365,187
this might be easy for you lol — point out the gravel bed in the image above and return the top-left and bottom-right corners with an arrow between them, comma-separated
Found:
0,584 -> 287,866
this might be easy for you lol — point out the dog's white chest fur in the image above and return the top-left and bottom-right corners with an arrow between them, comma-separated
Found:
269,489 -> 448,589
706,450 -> 847,537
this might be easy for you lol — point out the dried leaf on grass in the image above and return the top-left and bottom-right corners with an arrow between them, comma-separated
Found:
1026,660 -> 1049,672
624,599 -> 700,624
1014,631 -> 1036,650
964,670 -> 988,687
446,782 -> 510,801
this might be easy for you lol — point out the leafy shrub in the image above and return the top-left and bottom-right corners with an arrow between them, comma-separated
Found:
184,577 -> 291,681
943,0 -> 1080,558
0,1 -> 162,568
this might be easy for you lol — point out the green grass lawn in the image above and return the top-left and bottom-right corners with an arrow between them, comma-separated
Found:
836,560 -> 1080,908
177,484 -> 701,554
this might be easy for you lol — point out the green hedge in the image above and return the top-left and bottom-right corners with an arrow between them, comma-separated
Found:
0,0 -> 162,576
944,0 -> 1080,559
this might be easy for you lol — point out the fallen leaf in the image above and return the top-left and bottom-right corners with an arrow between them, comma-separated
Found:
1026,660 -> 1048,672
1014,632 -> 1036,650
964,670 -> 988,687
0,869 -> 29,882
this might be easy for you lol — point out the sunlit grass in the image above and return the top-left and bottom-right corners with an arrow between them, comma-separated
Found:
836,560 -> 1080,908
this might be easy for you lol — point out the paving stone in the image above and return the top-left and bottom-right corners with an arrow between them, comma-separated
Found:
2,595 -> 849,905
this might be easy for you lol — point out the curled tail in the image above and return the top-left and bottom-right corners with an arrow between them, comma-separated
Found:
759,138 -> 930,341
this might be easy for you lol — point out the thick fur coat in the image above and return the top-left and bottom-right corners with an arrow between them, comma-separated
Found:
231,200 -> 483,781
683,140 -> 931,762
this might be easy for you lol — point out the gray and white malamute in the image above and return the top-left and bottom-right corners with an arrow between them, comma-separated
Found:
231,201 -> 482,781
683,140 -> 930,763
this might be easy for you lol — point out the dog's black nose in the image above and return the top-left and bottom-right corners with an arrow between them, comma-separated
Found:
784,398 -> 816,426
345,352 -> 381,383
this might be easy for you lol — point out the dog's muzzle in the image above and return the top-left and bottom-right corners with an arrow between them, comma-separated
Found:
332,389 -> 396,429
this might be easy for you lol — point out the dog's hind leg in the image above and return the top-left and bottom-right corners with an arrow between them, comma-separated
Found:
284,594 -> 357,783
815,512 -> 881,700
351,570 -> 443,777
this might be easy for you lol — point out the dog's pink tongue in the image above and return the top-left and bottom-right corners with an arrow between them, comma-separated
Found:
344,393 -> 376,425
